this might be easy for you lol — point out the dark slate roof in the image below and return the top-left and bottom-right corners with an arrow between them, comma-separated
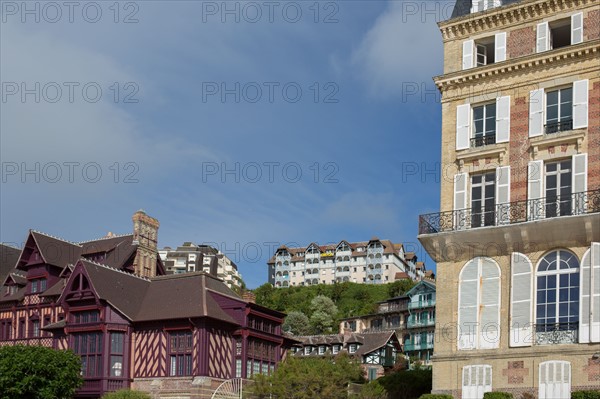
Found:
355,331 -> 400,357
24,231 -> 82,269
80,260 -> 150,321
79,234 -> 134,254
39,279 -> 67,297
451,0 -> 522,19
42,319 -> 66,330
137,273 -> 237,325
0,286 -> 26,302
75,261 -> 239,325
0,244 -> 21,284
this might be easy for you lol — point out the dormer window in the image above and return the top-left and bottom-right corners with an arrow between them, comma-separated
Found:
471,0 -> 500,13
463,33 -> 506,70
318,346 -> 326,355
304,346 -> 312,355
30,278 -> 47,294
348,344 -> 357,353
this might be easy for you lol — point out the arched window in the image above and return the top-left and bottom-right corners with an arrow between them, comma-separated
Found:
458,257 -> 500,350
536,250 -> 579,335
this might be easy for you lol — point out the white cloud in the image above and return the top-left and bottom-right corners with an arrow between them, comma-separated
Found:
351,1 -> 444,99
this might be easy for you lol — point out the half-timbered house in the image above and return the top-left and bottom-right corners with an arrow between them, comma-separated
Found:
0,211 -> 292,398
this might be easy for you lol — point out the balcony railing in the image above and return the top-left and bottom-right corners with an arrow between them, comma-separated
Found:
407,318 -> 435,328
534,322 -> 578,345
419,189 -> 600,235
545,119 -> 573,134
404,341 -> 434,351
471,134 -> 496,148
408,299 -> 436,310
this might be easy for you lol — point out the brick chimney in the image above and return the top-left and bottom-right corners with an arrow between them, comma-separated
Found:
132,210 -> 160,278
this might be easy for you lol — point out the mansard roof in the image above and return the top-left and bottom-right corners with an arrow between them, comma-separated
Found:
450,0 -> 522,20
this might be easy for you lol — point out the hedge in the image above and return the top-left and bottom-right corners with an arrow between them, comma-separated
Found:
572,391 -> 600,399
483,393 -> 513,399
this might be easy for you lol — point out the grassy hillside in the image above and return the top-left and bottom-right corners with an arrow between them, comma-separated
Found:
253,280 -> 415,321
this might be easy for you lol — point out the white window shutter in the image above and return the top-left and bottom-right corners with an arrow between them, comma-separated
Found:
496,96 -> 510,143
510,253 -> 532,347
454,173 -> 469,230
496,166 -> 511,225
580,248 -> 591,343
571,12 -> 583,44
479,258 -> 500,349
457,104 -> 471,150
537,22 -> 549,52
495,32 -> 507,62
463,40 -> 475,70
458,260 -> 479,350
527,160 -> 544,221
592,242 -> 600,342
573,79 -> 589,129
572,153 -> 588,214
529,89 -> 544,137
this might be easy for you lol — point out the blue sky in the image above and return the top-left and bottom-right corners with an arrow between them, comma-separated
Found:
1,0 -> 453,288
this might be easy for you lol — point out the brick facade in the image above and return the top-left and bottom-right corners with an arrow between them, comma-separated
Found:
584,9 -> 600,41
507,26 -> 535,59
589,81 -> 600,191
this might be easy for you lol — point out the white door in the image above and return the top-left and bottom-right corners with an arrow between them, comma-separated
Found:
462,365 -> 492,399
539,361 -> 571,399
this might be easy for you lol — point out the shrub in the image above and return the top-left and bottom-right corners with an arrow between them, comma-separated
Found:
418,395 -> 453,399
101,390 -> 151,399
572,391 -> 600,399
483,393 -> 513,399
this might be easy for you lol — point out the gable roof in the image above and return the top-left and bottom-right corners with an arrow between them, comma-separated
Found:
405,280 -> 436,296
355,331 -> 400,356
18,231 -> 82,270
0,244 -> 21,285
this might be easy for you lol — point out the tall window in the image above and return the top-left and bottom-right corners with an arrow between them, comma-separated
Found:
536,251 -> 579,333
169,331 -> 192,376
472,103 -> 496,147
73,332 -> 103,377
458,257 -> 500,350
546,87 -> 573,133
471,172 -> 496,228
31,319 -> 40,337
545,160 -> 572,218
110,332 -> 125,377
0,319 -> 11,340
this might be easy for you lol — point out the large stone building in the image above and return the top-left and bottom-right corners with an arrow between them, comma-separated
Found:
0,211 -> 292,398
159,243 -> 244,291
418,0 -> 599,397
268,238 -> 424,287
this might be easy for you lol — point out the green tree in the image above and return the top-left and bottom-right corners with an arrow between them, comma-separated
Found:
377,368 -> 432,399
0,345 -> 83,399
309,295 -> 338,334
102,390 -> 151,399
249,353 -> 363,399
282,311 -> 311,335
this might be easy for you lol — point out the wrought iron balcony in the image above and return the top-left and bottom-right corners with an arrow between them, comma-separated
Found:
545,119 -> 573,134
534,322 -> 578,345
471,134 -> 496,148
419,189 -> 600,235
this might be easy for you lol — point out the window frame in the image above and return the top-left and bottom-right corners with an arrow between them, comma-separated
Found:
168,330 -> 193,377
